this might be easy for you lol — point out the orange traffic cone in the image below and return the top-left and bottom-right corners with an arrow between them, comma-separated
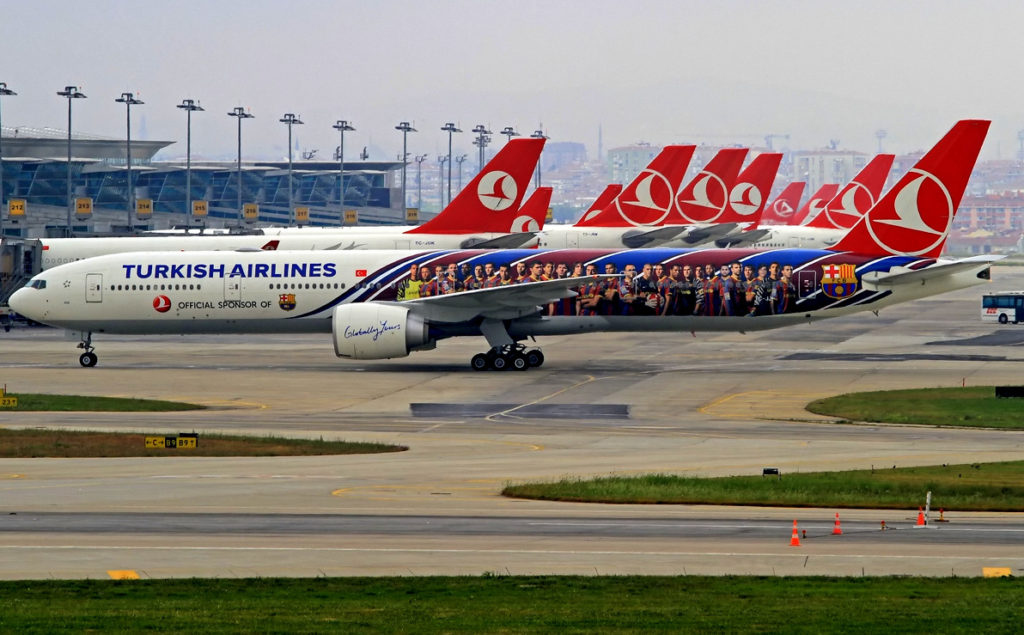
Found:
916,506 -> 926,526
832,512 -> 843,535
790,519 -> 801,546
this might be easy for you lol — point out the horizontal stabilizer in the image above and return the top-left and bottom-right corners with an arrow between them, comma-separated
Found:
460,232 -> 538,249
860,256 -> 1001,289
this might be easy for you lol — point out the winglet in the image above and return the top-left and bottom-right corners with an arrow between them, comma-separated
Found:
760,181 -> 805,225
807,154 -> 895,230
574,145 -> 696,227
407,137 -> 544,234
830,120 -> 990,257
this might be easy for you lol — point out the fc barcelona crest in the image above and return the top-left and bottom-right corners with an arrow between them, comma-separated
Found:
821,263 -> 858,299
279,293 -> 297,311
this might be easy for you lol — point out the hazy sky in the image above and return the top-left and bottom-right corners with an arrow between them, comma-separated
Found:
3,0 -> 1023,162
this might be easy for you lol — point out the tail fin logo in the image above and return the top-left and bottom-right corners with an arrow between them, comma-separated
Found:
807,197 -> 829,220
477,170 -> 517,211
772,199 -> 795,218
614,170 -> 674,226
677,172 -> 728,222
511,215 -> 541,232
865,169 -> 952,256
825,182 -> 875,229
729,182 -> 763,216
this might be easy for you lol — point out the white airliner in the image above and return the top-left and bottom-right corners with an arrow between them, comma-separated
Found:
33,139 -> 548,270
10,121 -> 998,371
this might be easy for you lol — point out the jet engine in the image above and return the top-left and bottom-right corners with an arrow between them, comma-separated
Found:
332,303 -> 431,359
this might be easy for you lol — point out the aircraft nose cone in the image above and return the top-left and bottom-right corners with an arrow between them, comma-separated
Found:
8,287 -> 36,319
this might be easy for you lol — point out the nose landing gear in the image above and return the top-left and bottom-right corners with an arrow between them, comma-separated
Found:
470,344 -> 544,371
77,332 -> 97,367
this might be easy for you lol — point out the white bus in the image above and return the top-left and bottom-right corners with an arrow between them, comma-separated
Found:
981,291 -> 1024,324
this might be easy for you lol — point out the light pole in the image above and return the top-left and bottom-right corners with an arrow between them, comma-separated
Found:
57,86 -> 86,235
279,113 -> 304,225
0,82 -> 15,237
227,106 -> 254,227
440,122 -> 461,206
394,121 -> 416,211
332,119 -> 354,224
177,98 -> 203,226
472,124 -> 491,172
500,126 -> 519,144
455,154 -> 467,192
115,92 -> 144,231
437,155 -> 448,210
530,128 -> 548,188
414,154 -> 427,211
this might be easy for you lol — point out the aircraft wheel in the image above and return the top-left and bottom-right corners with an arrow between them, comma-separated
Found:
510,353 -> 529,371
525,349 -> 544,368
999,314 -> 1009,324
490,354 -> 509,371
79,352 -> 98,368
471,353 -> 490,371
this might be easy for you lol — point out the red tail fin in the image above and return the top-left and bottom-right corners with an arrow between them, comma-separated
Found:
511,186 -> 553,232
760,181 -> 806,225
574,184 -> 624,225
575,145 -> 695,227
790,184 -> 839,225
717,152 -> 783,226
671,148 -> 748,224
260,240 -> 280,250
807,154 -> 895,229
406,138 -> 544,234
830,120 -> 990,258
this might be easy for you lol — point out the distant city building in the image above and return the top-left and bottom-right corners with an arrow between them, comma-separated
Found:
790,149 -> 868,194
606,143 -> 662,184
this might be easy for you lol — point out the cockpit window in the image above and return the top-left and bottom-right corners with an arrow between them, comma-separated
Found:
28,279 -> 47,290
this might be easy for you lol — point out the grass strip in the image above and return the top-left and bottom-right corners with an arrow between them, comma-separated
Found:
0,429 -> 405,458
1,393 -> 204,411
806,386 -> 1024,429
0,576 -> 1019,632
502,461 -> 1024,511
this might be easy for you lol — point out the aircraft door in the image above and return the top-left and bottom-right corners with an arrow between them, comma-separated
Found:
565,232 -> 579,248
795,269 -> 817,298
85,273 -> 103,303
224,275 -> 241,301
395,240 -> 411,249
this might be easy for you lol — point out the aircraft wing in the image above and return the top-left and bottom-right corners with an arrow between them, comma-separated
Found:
390,275 -> 613,322
460,232 -> 538,249
860,256 -> 1002,289
621,226 -> 688,248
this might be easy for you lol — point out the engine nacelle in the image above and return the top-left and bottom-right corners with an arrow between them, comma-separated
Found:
332,303 -> 431,360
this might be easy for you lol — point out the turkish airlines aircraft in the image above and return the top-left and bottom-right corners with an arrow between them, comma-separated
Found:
537,145 -> 698,248
552,147 -> 751,248
35,138 -> 547,270
661,152 -> 784,248
759,182 -> 806,225
789,183 -> 840,226
11,121 -> 997,371
751,154 -> 895,249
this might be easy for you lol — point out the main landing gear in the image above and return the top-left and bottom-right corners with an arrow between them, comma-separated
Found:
77,332 -> 97,367
470,344 -> 545,371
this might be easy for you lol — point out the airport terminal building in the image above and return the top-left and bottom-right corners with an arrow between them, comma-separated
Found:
0,126 -> 408,237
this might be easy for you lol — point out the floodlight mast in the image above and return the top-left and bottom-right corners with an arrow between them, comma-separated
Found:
227,106 -> 254,226
57,85 -> 86,235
